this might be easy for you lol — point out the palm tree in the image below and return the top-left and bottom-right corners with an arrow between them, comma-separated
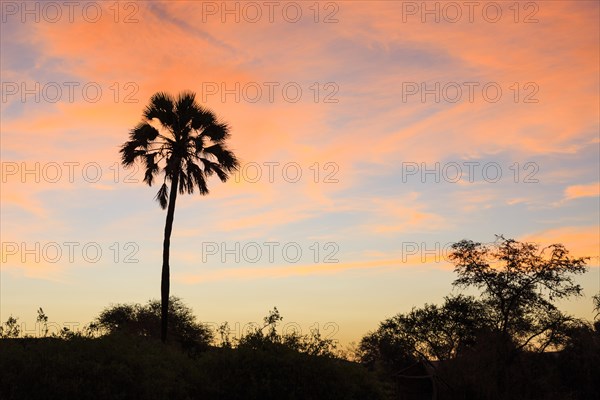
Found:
120,91 -> 238,343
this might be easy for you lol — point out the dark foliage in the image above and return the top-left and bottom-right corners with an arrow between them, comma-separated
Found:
0,335 -> 388,400
450,235 -> 588,353
358,295 -> 488,377
234,307 -> 338,357
89,296 -> 213,353
358,236 -> 595,399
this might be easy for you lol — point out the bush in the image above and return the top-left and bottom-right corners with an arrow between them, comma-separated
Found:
90,296 -> 213,352
235,307 -> 337,357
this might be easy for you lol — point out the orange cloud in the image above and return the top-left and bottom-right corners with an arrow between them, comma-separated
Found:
175,256 -> 441,284
522,226 -> 600,264
564,183 -> 599,201
366,193 -> 448,234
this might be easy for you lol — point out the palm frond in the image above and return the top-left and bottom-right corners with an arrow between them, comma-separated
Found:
200,122 -> 230,143
175,91 -> 197,130
189,161 -> 209,195
190,107 -> 216,130
178,171 -> 187,195
155,183 -> 169,209
144,92 -> 175,129
177,162 -> 192,194
120,143 -> 146,166
200,158 -> 228,182
203,144 -> 239,171
131,123 -> 159,144
143,153 -> 160,186
191,135 -> 206,154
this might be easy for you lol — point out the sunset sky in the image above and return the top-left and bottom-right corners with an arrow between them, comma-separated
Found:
1,1 -> 599,345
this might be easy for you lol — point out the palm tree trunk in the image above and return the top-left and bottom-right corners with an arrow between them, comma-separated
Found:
161,174 -> 179,343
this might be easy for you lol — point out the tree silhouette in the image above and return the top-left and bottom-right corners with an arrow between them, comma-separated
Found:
449,235 -> 588,353
358,295 -> 487,371
359,236 -> 591,399
120,91 -> 238,342
90,296 -> 213,350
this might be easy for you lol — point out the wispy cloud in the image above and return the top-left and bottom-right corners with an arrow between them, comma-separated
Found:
564,183 -> 599,201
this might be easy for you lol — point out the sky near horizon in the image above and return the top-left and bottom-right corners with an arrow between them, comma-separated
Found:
1,1 -> 599,345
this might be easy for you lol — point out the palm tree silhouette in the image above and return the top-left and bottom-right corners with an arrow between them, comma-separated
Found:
120,91 -> 239,343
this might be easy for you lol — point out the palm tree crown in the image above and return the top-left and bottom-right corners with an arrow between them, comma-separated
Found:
120,91 -> 238,207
